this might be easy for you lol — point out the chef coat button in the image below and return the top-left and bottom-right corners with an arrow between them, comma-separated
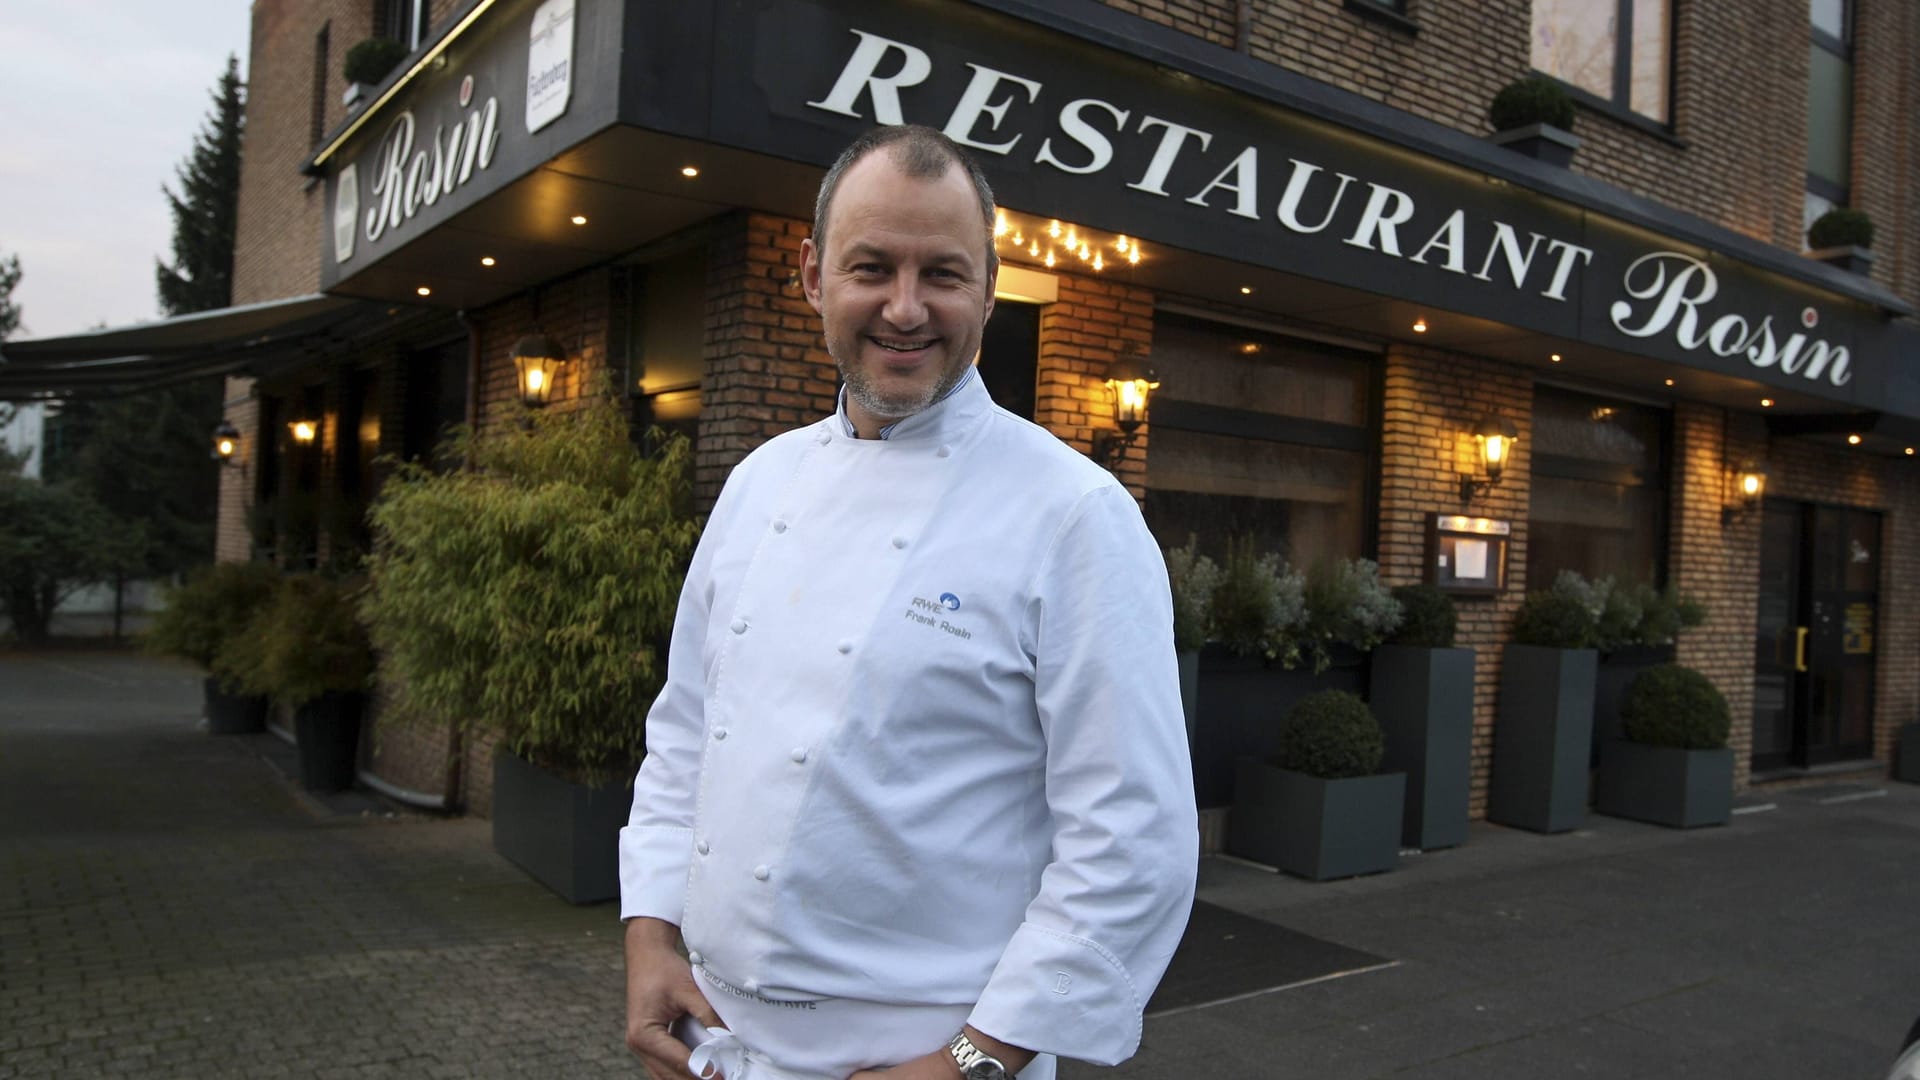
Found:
688,950 -> 703,965
696,840 -> 709,855
753,865 -> 771,881
891,536 -> 907,549
730,618 -> 747,634
744,979 -> 760,994
772,519 -> 788,534
790,747 -> 808,764
816,431 -> 831,445
937,444 -> 952,458
836,639 -> 852,654
712,727 -> 727,741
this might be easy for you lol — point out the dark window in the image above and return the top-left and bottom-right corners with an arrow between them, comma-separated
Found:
977,301 -> 1039,422
621,252 -> 708,449
1805,0 -> 1854,236
1525,385 -> 1669,590
377,0 -> 426,49
1531,0 -> 1671,124
1143,314 -> 1374,569
310,23 -> 330,148
401,338 -> 469,468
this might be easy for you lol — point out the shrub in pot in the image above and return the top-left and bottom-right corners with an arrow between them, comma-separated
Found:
1596,664 -> 1734,828
1487,75 -> 1580,166
1806,208 -> 1875,274
1229,690 -> 1404,880
1490,581 -> 1598,833
216,572 -> 375,792
1370,584 -> 1474,850
1188,536 -> 1309,808
1163,536 -> 1221,743
1207,534 -> 1305,667
343,37 -> 408,87
144,561 -> 282,734
1299,558 -> 1402,674
361,377 -> 702,902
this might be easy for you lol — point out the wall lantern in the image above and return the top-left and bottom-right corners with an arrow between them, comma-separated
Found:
1721,460 -> 1768,526
211,419 -> 242,466
512,332 -> 568,407
1090,350 -> 1159,471
1459,413 -> 1518,502
288,418 -> 320,446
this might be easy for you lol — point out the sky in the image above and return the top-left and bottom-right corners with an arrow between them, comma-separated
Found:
0,2 -> 253,341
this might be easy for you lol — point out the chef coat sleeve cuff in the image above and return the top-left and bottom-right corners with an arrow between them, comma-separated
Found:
618,824 -> 693,924
966,921 -> 1146,1066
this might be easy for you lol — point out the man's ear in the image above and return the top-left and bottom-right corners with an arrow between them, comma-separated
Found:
799,238 -> 825,315
982,263 -> 998,323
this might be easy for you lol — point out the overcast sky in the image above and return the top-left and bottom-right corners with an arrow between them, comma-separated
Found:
0,2 -> 252,340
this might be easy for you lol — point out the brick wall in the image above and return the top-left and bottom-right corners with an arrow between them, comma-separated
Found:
1851,0 -> 1920,300
1376,344 -> 1532,815
1035,275 -> 1155,496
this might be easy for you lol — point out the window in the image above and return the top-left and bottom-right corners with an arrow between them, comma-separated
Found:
377,0 -> 427,50
1805,0 -> 1853,238
976,301 -> 1038,422
310,24 -> 330,149
1531,0 -> 1671,124
1143,314 -> 1374,570
1526,385 -> 1668,590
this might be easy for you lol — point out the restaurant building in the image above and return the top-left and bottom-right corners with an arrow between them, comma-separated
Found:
6,0 -> 1916,831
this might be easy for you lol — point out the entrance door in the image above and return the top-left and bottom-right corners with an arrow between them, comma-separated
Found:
1752,500 -> 1881,771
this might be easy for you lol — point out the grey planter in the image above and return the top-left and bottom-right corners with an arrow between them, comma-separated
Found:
1369,645 -> 1474,850
1191,645 -> 1365,808
1489,122 -> 1581,168
1490,644 -> 1596,833
1808,245 -> 1875,276
293,692 -> 364,793
1592,645 -> 1674,766
1177,649 -> 1200,752
204,677 -> 268,735
492,751 -> 633,904
1896,723 -> 1920,784
1595,740 -> 1733,829
1228,758 -> 1404,881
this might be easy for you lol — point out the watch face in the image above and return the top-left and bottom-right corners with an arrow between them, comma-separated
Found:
963,1061 -> 1009,1080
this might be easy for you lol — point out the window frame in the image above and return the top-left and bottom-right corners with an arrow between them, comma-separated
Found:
1531,0 -> 1677,130
1806,0 -> 1855,208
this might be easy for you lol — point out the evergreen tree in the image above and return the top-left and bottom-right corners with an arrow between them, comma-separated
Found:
0,248 -> 20,339
156,54 -> 244,315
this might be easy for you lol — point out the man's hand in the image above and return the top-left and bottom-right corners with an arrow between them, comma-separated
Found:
624,917 -> 725,1079
847,1026 -> 1034,1080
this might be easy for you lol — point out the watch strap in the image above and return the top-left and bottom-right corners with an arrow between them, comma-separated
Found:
947,1031 -> 1008,1078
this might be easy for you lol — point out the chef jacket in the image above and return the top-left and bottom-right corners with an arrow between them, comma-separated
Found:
619,372 -> 1197,1066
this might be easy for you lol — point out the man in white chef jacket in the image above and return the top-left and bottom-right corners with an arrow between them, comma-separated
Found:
620,124 -> 1197,1080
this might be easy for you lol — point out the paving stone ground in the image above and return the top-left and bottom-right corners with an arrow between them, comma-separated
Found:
5,649 -> 1920,1079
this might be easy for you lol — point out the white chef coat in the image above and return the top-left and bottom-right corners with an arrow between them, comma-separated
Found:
620,372 -> 1197,1068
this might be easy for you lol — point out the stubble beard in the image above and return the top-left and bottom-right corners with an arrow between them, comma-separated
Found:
837,352 -> 965,422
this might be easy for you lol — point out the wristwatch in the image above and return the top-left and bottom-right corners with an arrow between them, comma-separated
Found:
947,1031 -> 1010,1079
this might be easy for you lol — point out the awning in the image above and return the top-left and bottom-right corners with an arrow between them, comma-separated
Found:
0,294 -> 437,400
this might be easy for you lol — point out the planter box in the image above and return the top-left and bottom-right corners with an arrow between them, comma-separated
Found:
1489,122 -> 1581,168
294,692 -> 364,793
1595,740 -> 1733,829
1229,758 -> 1404,881
1177,649 -> 1200,751
1369,645 -> 1474,850
1489,644 -> 1596,834
1190,645 -> 1365,808
1592,645 -> 1675,766
1896,723 -> 1920,784
204,677 -> 267,735
493,751 -> 633,904
1808,245 -> 1875,276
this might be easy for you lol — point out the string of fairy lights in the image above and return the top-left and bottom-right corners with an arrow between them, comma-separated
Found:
994,209 -> 1143,273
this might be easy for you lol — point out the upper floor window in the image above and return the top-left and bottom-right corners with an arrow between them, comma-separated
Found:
1805,0 -> 1854,236
1531,0 -> 1671,124
379,0 -> 427,50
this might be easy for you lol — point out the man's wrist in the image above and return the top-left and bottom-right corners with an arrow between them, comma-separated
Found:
954,1024 -> 1034,1077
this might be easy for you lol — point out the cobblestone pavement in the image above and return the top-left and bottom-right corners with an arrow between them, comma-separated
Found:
0,651 -> 632,1078
6,650 -> 1920,1079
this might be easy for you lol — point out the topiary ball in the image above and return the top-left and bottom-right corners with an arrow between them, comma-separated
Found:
1808,207 -> 1874,251
1621,664 -> 1730,750
1389,584 -> 1456,648
1510,589 -> 1595,649
1489,75 -> 1576,133
1275,690 -> 1384,780
343,37 -> 409,86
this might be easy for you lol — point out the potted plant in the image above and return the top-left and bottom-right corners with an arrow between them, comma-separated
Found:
1369,583 -> 1474,850
1595,664 -> 1734,828
1298,557 -> 1402,675
143,561 -> 283,735
1807,207 -> 1875,275
341,37 -> 409,110
216,572 -> 374,792
1229,690 -> 1405,880
1489,574 -> 1598,833
1164,536 -> 1220,749
360,379 -> 702,904
1585,577 -> 1707,760
1188,536 -> 1308,808
1488,75 -> 1581,167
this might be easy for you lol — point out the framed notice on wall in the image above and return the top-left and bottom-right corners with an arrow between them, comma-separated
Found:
1427,513 -> 1511,595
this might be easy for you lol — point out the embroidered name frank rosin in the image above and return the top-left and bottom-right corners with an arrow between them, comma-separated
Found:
906,595 -> 972,639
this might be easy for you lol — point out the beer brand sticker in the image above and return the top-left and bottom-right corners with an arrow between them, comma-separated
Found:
333,164 -> 359,264
527,0 -> 575,134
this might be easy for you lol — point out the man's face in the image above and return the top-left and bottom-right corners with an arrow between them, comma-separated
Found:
801,153 -> 996,436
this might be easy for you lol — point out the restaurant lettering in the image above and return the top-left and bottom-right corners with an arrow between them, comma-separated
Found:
363,93 -> 501,244
1610,253 -> 1850,386
807,29 -> 1596,304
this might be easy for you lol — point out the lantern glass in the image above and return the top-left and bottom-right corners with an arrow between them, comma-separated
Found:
289,419 -> 318,444
511,333 -> 567,406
